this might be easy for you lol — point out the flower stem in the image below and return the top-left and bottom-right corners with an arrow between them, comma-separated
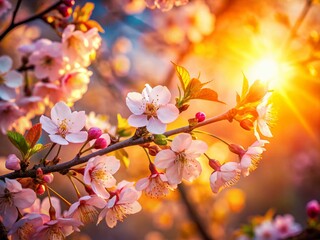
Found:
68,175 -> 81,198
41,143 -> 56,165
193,130 -> 230,146
142,147 -> 152,164
46,185 -> 72,207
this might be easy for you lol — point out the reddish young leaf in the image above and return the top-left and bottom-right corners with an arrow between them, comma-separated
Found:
25,123 -> 42,148
194,88 -> 225,103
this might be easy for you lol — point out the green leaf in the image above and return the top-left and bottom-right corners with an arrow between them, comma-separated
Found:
7,131 -> 29,156
153,134 -> 167,145
193,88 -> 225,103
173,62 -> 190,92
28,143 -> 50,157
115,149 -> 130,168
25,123 -> 42,148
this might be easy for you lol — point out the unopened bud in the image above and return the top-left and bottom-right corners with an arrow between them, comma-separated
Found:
245,80 -> 268,103
36,168 -> 44,178
43,173 -> 54,183
195,112 -> 206,123
36,184 -> 46,195
5,154 -> 21,171
62,0 -> 75,7
57,4 -> 72,18
87,127 -> 103,141
306,200 -> 320,219
93,138 -> 107,149
148,145 -> 161,156
240,119 -> 254,131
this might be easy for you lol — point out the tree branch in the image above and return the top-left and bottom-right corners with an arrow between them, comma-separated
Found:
0,110 -> 232,180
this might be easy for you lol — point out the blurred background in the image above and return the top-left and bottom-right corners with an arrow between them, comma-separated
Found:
0,0 -> 319,239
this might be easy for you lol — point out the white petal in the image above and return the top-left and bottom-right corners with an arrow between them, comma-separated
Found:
154,149 -> 176,169
221,162 -> 240,172
4,71 -> 23,88
49,134 -> 69,145
65,131 -> 88,143
258,120 -> 273,137
118,189 -> 139,205
106,209 -> 117,228
171,133 -> 192,152
128,114 -> 148,127
135,178 -> 149,191
2,206 -> 18,228
157,104 -> 179,124
0,56 -> 12,74
165,163 -> 182,185
185,140 -> 208,157
97,207 -> 107,225
146,117 -> 166,134
0,85 -> 16,100
123,201 -> 142,215
40,115 -> 57,134
149,85 -> 171,105
51,101 -> 72,125
91,182 -> 110,199
70,111 -> 86,132
126,92 -> 145,115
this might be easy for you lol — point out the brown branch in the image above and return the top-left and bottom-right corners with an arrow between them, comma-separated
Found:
0,110 -> 232,180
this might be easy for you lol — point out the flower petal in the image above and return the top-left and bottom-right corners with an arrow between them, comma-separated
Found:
171,133 -> 192,152
154,149 -> 176,169
69,111 -> 86,132
149,85 -> 171,105
51,101 -> 72,125
146,117 -> 166,134
182,159 -> 202,182
4,71 -> 23,88
126,92 -> 145,115
157,104 -> 179,124
105,209 -> 117,228
40,115 -> 57,134
49,134 -> 69,145
135,178 -> 149,191
14,189 -> 36,209
0,85 -> 16,100
2,206 -> 18,228
65,131 -> 88,143
185,140 -> 208,158
128,114 -> 148,127
165,163 -> 182,185
0,56 -> 12,74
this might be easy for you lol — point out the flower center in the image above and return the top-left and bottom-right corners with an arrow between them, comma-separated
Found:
42,56 -> 53,67
0,75 -> 5,85
113,205 -> 126,221
58,119 -> 69,137
145,103 -> 158,118
17,222 -> 35,240
78,204 -> 98,224
176,152 -> 187,163
46,225 -> 64,240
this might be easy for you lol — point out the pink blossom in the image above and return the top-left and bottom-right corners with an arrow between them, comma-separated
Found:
33,82 -> 64,106
0,0 -> 11,17
97,181 -> 142,228
84,156 -> 120,198
126,84 -> 179,134
254,220 -> 278,240
29,40 -> 64,81
89,133 -> 111,151
254,93 -> 274,139
154,133 -> 207,184
239,140 -> 269,176
40,101 -> 88,145
136,167 -> 176,198
306,200 -> 320,219
0,178 -> 37,228
274,214 -> 301,238
65,195 -> 106,224
23,197 -> 62,218
209,161 -> 241,193
16,96 -> 45,119
86,112 -> 117,135
0,101 -> 23,134
0,55 -> 23,100
8,213 -> 46,240
34,217 -> 82,239
5,154 -> 21,170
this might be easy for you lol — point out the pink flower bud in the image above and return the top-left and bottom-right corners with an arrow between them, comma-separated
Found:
87,127 -> 103,141
36,168 -> 43,177
93,138 -> 107,149
195,112 -> 206,122
5,154 -> 21,170
306,200 -> 320,219
57,4 -> 72,18
36,184 -> 46,195
43,173 -> 54,183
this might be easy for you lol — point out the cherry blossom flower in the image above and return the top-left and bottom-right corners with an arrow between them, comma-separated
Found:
16,96 -> 46,119
136,164 -> 176,198
254,220 -> 278,240
86,112 -> 117,135
239,140 -> 269,176
306,200 -> 320,219
29,40 -> 64,81
34,217 -> 82,239
40,101 -> 88,145
145,0 -> 188,11
126,84 -> 179,134
23,197 -> 62,218
0,101 -> 23,134
154,133 -> 208,184
0,178 -> 36,228
0,0 -> 11,18
97,181 -> 142,228
33,82 -> 64,106
209,161 -> 241,193
254,93 -> 274,139
84,156 -> 120,198
65,195 -> 106,224
8,213 -> 46,240
0,55 -> 23,100
273,214 -> 301,238
5,154 -> 21,170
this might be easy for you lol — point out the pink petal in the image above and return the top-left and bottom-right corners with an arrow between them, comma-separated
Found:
87,196 -> 107,209
106,209 -> 117,228
97,207 -> 107,225
0,85 -> 16,100
69,111 -> 86,132
157,104 -> 179,124
0,55 -> 12,73
182,159 -> 202,182
4,71 -> 23,88
2,205 -> 18,228
135,178 -> 149,191
154,149 -> 176,169
14,188 -> 36,208
51,101 -> 72,125
65,131 -> 88,143
126,92 -> 145,115
122,202 -> 142,215
165,163 -> 182,185
91,182 -> 110,199
149,85 -> 171,105
210,172 -> 223,193
258,120 -> 273,137
221,162 -> 240,172
171,133 -> 192,152
128,114 -> 148,127
49,134 -> 69,145
5,178 -> 22,193
146,117 -> 166,134
40,115 -> 57,134
185,140 -> 208,158
118,189 -> 139,205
